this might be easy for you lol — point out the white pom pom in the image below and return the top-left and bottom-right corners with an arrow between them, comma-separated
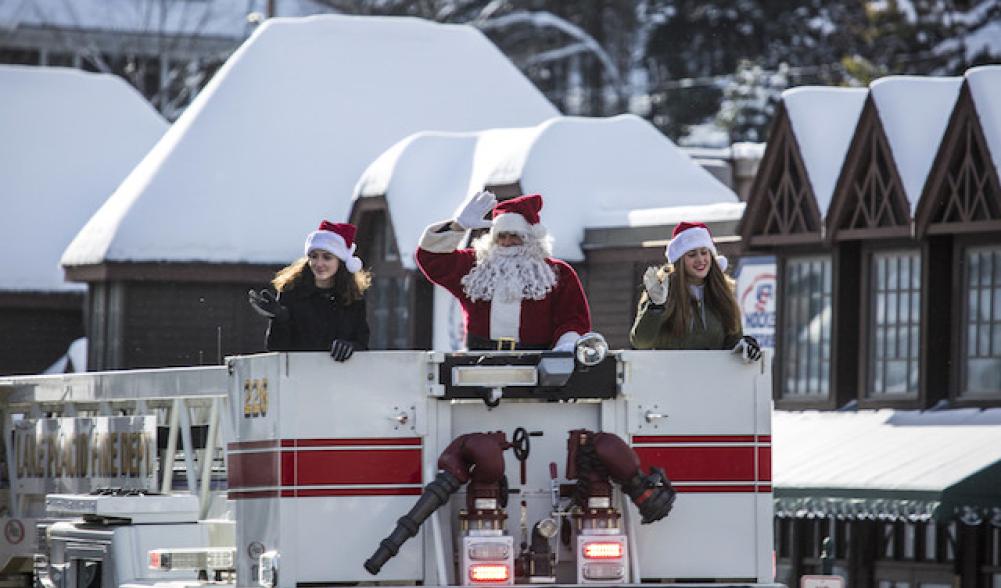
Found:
345,256 -> 363,273
716,255 -> 728,273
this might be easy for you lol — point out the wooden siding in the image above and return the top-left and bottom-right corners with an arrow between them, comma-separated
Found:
0,292 -> 83,375
916,84 -> 1001,238
86,281 -> 269,370
826,97 -> 912,242
739,101 -> 824,248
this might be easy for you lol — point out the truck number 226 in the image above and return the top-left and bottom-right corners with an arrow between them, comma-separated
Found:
243,378 -> 269,418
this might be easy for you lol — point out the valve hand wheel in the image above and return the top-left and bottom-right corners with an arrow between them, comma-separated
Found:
512,427 -> 530,461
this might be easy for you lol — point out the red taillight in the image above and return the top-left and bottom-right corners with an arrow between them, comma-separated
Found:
469,564 -> 510,582
149,552 -> 161,569
583,541 -> 623,559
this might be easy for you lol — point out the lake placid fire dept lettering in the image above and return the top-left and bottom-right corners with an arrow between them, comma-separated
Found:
13,417 -> 156,493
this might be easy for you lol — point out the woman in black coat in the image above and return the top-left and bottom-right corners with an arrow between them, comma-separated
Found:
248,221 -> 371,361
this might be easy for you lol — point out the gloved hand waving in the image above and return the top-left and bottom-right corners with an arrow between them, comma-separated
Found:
454,190 -> 497,230
732,335 -> 762,363
330,339 -> 355,362
642,267 -> 669,306
248,289 -> 288,321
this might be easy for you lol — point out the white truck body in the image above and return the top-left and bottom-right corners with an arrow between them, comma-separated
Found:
2,350 -> 778,588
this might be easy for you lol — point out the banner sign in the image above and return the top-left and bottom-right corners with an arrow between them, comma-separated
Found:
735,256 -> 777,349
13,416 -> 157,494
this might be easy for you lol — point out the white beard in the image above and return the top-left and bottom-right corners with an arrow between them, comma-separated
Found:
461,235 -> 558,302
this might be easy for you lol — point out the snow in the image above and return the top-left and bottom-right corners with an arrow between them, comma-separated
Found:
61,15 -> 559,269
626,202 -> 746,228
782,86 -> 868,216
355,114 -> 740,267
43,337 -> 87,374
966,65 -> 1001,182
871,76 -> 962,212
0,0 -> 332,39
679,120 -> 730,148
959,20 -> 1001,61
0,65 -> 166,292
773,408 -> 1001,494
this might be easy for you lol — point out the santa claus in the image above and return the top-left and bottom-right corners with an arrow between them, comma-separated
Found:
416,192 -> 591,351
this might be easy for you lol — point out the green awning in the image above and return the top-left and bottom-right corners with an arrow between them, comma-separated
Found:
772,408 -> 1001,523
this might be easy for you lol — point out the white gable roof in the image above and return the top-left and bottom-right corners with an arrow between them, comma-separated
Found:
781,86 -> 867,217
0,66 -> 166,292
870,76 -> 962,213
61,15 -> 559,268
356,114 -> 740,266
966,65 -> 1001,183
0,0 -> 331,39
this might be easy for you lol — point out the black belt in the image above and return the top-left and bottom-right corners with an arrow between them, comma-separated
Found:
466,335 -> 549,351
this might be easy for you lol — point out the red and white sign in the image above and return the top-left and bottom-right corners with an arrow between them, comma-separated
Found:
801,575 -> 845,588
735,257 -> 776,349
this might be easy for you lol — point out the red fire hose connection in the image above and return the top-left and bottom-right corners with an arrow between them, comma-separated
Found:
566,429 -> 676,524
364,432 -> 510,575
364,429 -> 675,576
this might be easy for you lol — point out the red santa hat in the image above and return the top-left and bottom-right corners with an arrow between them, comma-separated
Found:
491,194 -> 547,240
666,221 -> 728,272
304,221 -> 363,273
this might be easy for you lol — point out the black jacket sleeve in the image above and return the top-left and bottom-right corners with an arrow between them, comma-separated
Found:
265,292 -> 293,352
350,298 -> 370,351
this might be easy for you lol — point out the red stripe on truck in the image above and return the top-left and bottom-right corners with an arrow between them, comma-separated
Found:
228,450 -> 279,488
291,448 -> 422,486
632,435 -> 756,444
634,446 -> 756,483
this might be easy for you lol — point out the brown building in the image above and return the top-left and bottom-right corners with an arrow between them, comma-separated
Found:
0,66 -> 166,376
741,66 -> 1001,587
351,115 -> 745,350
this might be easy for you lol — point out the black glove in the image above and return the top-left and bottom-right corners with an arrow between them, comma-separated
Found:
330,339 -> 355,362
732,335 -> 762,362
248,289 -> 287,321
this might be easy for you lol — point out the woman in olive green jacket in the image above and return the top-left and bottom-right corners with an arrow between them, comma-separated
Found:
629,222 -> 761,361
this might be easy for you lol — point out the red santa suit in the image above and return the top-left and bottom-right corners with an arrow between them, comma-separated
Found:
416,194 -> 591,350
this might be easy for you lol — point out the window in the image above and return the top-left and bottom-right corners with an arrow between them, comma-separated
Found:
962,245 -> 1001,397
869,250 -> 921,397
782,256 -> 832,398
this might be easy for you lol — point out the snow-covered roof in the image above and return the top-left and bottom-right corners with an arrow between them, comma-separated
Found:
61,15 -> 559,268
774,408 -> 1001,496
781,86 -> 867,217
0,66 -> 166,292
965,65 -> 1001,184
0,0 -> 332,39
356,114 -> 740,266
871,76 -> 962,213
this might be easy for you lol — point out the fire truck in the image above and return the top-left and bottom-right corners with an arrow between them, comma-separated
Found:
1,343 -> 778,588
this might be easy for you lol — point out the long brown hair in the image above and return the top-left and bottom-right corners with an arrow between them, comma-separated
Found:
271,257 -> 372,305
641,258 -> 741,338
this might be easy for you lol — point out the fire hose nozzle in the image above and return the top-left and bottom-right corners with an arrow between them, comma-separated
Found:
622,467 -> 676,524
364,471 -> 462,575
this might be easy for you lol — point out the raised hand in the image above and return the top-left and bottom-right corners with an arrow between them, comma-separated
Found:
454,190 -> 497,230
642,267 -> 668,306
248,289 -> 287,321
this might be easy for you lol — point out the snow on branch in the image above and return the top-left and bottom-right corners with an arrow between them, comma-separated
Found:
523,42 -> 591,67
475,10 -> 622,86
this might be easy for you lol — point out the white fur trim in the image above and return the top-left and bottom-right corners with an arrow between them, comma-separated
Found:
491,213 -> 532,236
489,298 -> 521,340
305,231 -> 363,273
418,222 -> 465,253
666,227 -> 727,271
552,331 -> 581,352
